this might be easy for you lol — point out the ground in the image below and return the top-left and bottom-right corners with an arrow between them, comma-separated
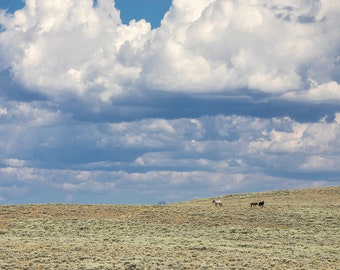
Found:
0,186 -> 339,269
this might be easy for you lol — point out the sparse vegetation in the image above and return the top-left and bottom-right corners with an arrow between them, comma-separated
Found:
0,187 -> 339,269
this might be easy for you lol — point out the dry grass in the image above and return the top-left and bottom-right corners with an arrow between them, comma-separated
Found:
0,186 -> 339,269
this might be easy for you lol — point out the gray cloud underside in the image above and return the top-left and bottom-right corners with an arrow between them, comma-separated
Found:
1,107 -> 339,203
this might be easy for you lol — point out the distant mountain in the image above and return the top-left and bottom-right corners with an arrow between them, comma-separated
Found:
157,201 -> 166,205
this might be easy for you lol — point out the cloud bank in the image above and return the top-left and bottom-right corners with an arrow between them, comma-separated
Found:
0,0 -> 339,203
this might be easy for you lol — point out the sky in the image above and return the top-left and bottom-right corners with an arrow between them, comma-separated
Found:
0,0 -> 339,204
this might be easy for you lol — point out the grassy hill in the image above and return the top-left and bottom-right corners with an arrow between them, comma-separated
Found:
0,186 -> 339,269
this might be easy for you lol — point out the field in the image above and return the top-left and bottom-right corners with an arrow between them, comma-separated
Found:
0,186 -> 339,269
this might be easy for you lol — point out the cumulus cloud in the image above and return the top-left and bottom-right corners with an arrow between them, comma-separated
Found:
4,158 -> 26,167
0,0 -> 339,101
299,155 -> 338,171
0,0 -> 339,203
0,0 -> 150,103
282,81 -> 340,102
1,113 -> 339,203
141,0 -> 340,94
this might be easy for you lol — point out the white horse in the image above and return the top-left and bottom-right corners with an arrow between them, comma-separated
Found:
212,200 -> 222,206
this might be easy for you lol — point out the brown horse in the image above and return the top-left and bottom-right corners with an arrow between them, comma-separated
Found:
250,202 -> 258,207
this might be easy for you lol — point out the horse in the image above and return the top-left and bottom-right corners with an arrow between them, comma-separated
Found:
250,202 -> 258,207
258,201 -> 264,207
212,200 -> 222,206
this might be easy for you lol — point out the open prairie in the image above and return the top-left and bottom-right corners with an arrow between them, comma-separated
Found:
0,186 -> 339,269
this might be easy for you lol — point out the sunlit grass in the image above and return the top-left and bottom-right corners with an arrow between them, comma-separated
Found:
0,187 -> 339,269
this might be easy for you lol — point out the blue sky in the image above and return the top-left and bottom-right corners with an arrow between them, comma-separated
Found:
0,0 -> 24,14
115,0 -> 172,28
0,0 -> 171,28
0,0 -> 339,204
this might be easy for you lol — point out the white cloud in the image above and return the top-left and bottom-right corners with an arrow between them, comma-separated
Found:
12,102 -> 61,126
249,117 -> 340,156
76,171 -> 92,181
141,0 -> 339,94
62,180 -> 116,193
0,107 -> 8,116
282,81 -> 340,102
0,0 -> 150,102
0,0 -> 338,101
0,185 -> 29,200
299,155 -> 338,171
0,166 -> 45,182
65,194 -> 75,203
4,158 -> 26,167
0,0 -> 339,203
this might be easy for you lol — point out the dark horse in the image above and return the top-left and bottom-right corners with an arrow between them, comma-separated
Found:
258,201 -> 264,207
